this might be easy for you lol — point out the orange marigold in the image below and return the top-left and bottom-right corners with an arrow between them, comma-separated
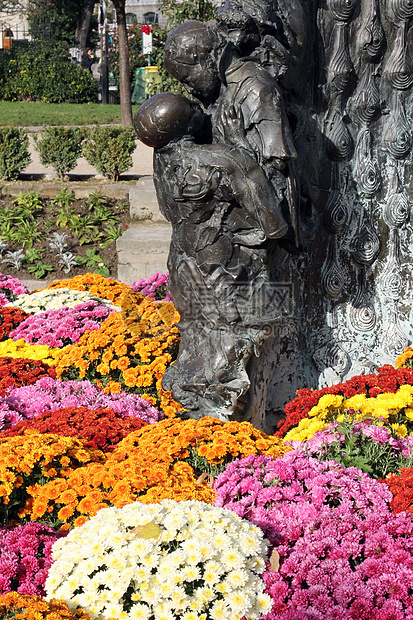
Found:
0,433 -> 104,524
25,455 -> 215,529
111,416 -> 290,476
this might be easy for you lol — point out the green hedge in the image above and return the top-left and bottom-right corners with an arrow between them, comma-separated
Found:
82,126 -> 136,181
0,125 -> 136,181
0,41 -> 97,104
0,127 -> 31,181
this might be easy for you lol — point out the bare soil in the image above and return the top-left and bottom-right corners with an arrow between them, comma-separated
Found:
0,192 -> 130,282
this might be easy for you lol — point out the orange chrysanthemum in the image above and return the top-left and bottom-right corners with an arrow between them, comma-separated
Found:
42,273 -> 131,306
54,294 -> 181,416
0,591 -> 93,620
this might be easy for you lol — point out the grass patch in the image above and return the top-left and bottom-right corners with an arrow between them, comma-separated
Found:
0,101 -> 141,127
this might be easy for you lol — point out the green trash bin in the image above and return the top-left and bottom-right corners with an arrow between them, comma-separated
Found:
132,66 -> 161,105
132,67 -> 148,105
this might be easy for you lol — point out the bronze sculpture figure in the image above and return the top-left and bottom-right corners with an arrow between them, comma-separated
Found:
134,92 -> 287,423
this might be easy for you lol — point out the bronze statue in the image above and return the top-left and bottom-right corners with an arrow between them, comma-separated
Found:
134,92 -> 287,423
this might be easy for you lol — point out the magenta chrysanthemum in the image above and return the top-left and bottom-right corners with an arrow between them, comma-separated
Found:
9,301 -> 116,348
0,376 -> 163,431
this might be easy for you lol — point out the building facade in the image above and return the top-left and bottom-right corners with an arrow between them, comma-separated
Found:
125,0 -> 168,28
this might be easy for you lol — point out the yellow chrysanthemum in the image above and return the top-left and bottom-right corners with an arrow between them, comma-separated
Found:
0,338 -> 61,365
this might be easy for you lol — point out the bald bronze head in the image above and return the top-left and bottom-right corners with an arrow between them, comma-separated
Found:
164,21 -> 221,103
133,92 -> 204,149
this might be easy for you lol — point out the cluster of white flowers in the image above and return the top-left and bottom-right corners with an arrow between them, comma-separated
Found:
7,288 -> 120,314
46,499 -> 272,620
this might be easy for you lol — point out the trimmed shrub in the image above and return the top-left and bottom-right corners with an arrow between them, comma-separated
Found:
82,126 -> 136,181
0,127 -> 31,181
34,127 -> 84,179
0,41 -> 97,104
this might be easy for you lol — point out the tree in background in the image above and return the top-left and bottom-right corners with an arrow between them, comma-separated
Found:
159,0 -> 216,29
75,0 -> 97,51
112,0 -> 133,126
0,1 -> 25,11
110,23 -> 146,87
27,0 -> 97,48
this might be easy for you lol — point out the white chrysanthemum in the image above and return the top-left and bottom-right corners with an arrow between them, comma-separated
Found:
46,499 -> 270,620
226,568 -> 249,588
210,600 -> 232,620
221,548 -> 245,570
130,604 -> 151,620
226,591 -> 252,613
253,593 -> 273,615
9,287 -> 120,313
129,603 -> 152,620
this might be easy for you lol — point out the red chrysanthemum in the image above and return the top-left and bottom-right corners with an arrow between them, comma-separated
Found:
0,357 -> 56,396
2,406 -> 147,452
0,307 -> 30,341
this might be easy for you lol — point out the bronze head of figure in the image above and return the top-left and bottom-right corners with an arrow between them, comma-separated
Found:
163,21 -> 222,104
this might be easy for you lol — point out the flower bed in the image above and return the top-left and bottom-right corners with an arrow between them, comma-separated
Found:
278,365 -> 413,442
0,522 -> 65,596
54,297 -> 181,416
382,467 -> 413,516
0,270 -> 412,618
1,406 -> 147,452
289,417 -> 413,478
0,592 -> 93,619
0,433 -> 104,524
0,376 -> 162,430
9,301 -> 116,347
0,307 -> 30,340
0,357 -> 56,397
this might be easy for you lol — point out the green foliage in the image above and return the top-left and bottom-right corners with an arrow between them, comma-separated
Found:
0,191 -> 44,246
24,247 -> 54,279
27,259 -> 54,279
12,190 -> 43,215
34,127 -> 84,178
82,126 -> 136,181
0,41 -> 98,104
313,417 -> 413,479
158,0 -> 216,28
28,0 -> 79,43
75,248 -> 110,277
51,187 -> 75,212
0,127 -> 31,181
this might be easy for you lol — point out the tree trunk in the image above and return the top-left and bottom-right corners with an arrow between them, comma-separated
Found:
112,0 -> 133,126
75,0 -> 96,51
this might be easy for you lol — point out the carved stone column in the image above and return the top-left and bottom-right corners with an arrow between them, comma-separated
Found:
267,0 -> 413,426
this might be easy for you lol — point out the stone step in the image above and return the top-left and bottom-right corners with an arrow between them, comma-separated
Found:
128,176 -> 166,223
116,221 -> 171,285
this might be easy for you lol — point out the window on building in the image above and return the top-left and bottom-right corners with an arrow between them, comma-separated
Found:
143,12 -> 158,24
126,12 -> 137,26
